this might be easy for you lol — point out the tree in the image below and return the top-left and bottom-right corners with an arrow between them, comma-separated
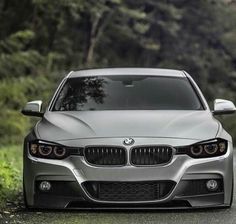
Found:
1,0 -> 236,144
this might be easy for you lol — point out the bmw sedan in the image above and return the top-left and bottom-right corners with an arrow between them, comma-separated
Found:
21,68 -> 236,209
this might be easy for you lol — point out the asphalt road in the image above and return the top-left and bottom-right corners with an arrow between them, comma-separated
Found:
2,154 -> 236,224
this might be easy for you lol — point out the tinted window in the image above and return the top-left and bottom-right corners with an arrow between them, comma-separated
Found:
52,75 -> 203,111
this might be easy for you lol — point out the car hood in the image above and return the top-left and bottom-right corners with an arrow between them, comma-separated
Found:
36,110 -> 219,141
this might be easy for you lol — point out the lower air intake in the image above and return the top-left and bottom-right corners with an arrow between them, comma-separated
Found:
83,181 -> 175,202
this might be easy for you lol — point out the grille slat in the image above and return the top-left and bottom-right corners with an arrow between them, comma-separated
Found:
85,146 -> 126,165
83,181 -> 175,202
131,146 -> 172,166
152,148 -> 154,165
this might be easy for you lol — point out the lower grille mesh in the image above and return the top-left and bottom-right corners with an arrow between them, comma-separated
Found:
83,181 -> 175,201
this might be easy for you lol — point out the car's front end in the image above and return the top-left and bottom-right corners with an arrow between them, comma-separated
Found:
22,68 -> 235,209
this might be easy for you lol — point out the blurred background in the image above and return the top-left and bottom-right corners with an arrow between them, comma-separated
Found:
0,0 -> 236,210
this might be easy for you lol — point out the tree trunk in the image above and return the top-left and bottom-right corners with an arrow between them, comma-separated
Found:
84,15 -> 101,66
86,36 -> 97,66
84,10 -> 113,66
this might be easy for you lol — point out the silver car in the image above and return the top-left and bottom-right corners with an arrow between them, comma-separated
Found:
22,68 -> 236,209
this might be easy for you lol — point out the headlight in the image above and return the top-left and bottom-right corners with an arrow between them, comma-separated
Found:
53,146 -> 66,158
29,140 -> 84,159
176,138 -> 227,158
204,144 -> 218,155
190,145 -> 203,156
38,145 -> 53,156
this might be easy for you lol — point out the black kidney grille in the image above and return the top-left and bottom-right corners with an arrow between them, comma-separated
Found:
83,181 -> 175,201
84,146 -> 126,165
131,146 -> 173,165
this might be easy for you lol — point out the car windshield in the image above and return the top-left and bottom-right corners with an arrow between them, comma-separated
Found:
52,75 -> 203,111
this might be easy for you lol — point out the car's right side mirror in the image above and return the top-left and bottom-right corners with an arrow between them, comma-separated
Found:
21,100 -> 44,117
212,99 -> 236,115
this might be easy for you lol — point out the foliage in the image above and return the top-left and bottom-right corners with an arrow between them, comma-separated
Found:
0,75 -> 56,145
0,0 -> 236,144
0,145 -> 22,208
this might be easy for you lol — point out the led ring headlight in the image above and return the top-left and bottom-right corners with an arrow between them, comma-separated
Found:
190,145 -> 203,156
54,147 -> 66,158
175,138 -> 227,158
38,145 -> 53,156
204,144 -> 218,155
29,140 -> 83,159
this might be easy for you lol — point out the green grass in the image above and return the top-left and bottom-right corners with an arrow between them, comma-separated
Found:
0,145 -> 23,208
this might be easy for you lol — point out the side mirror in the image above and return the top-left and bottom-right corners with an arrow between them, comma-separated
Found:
21,100 -> 44,117
213,99 -> 236,115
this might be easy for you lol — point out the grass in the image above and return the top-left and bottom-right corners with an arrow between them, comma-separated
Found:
0,145 -> 23,208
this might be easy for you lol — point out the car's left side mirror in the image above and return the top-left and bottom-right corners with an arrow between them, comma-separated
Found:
21,100 -> 44,117
212,99 -> 236,115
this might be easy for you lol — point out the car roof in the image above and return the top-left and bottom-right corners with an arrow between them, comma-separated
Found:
68,68 -> 185,78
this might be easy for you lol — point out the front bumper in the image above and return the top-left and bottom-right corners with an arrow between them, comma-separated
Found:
23,137 -> 233,209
